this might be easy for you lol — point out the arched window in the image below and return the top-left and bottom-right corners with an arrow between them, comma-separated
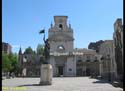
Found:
59,24 -> 63,30
57,45 -> 65,50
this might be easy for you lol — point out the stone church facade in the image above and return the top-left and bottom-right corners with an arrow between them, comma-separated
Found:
18,16 -> 102,77
48,16 -> 101,77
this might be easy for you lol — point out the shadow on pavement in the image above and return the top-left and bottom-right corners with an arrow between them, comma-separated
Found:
93,80 -> 111,84
89,76 -> 112,84
17,84 -> 50,87
92,78 -> 123,88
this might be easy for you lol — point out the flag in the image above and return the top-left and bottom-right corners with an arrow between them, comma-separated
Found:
39,29 -> 45,34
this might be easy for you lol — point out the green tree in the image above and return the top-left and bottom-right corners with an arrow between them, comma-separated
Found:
24,46 -> 34,54
2,51 -> 12,72
9,53 -> 18,71
2,51 -> 19,76
36,44 -> 44,55
7,53 -> 18,75
13,53 -> 19,75
24,46 -> 37,64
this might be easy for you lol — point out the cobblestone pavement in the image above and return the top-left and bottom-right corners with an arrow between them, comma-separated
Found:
2,77 -> 123,91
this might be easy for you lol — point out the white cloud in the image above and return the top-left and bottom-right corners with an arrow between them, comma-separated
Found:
12,45 -> 20,48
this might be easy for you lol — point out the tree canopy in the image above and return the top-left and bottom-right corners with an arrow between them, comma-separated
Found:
2,52 -> 18,73
24,46 -> 34,54
36,44 -> 44,55
2,51 -> 12,72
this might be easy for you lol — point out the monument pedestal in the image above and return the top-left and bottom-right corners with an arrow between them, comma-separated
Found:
39,64 -> 52,85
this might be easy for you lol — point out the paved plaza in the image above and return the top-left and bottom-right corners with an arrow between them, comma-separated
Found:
2,77 -> 123,91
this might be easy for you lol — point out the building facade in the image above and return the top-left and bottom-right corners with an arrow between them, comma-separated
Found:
18,16 -> 102,77
99,40 -> 116,81
88,40 -> 104,53
2,42 -> 12,54
48,16 -> 101,77
113,18 -> 123,82
18,47 -> 41,77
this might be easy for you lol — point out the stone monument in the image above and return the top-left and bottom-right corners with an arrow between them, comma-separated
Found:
39,29 -> 53,85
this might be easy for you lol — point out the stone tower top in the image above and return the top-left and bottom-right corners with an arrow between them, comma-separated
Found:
19,47 -> 22,55
54,16 -> 68,23
53,16 -> 69,31
114,18 -> 122,26
48,16 -> 74,52
114,18 -> 122,32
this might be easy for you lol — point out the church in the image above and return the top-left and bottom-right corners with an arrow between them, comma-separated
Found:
18,16 -> 102,77
48,16 -> 101,77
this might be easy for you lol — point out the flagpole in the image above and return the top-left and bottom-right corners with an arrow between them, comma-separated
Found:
43,30 -> 45,42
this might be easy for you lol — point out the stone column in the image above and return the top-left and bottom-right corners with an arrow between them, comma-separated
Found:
39,64 -> 53,85
99,62 -> 102,76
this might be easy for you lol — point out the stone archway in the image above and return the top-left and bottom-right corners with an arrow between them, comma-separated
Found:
58,66 -> 64,76
55,56 -> 67,76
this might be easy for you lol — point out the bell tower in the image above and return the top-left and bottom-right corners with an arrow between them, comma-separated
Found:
48,16 -> 74,53
48,16 -> 75,77
54,16 -> 68,31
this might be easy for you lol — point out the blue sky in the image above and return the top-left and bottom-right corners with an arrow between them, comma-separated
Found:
2,0 -> 123,53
